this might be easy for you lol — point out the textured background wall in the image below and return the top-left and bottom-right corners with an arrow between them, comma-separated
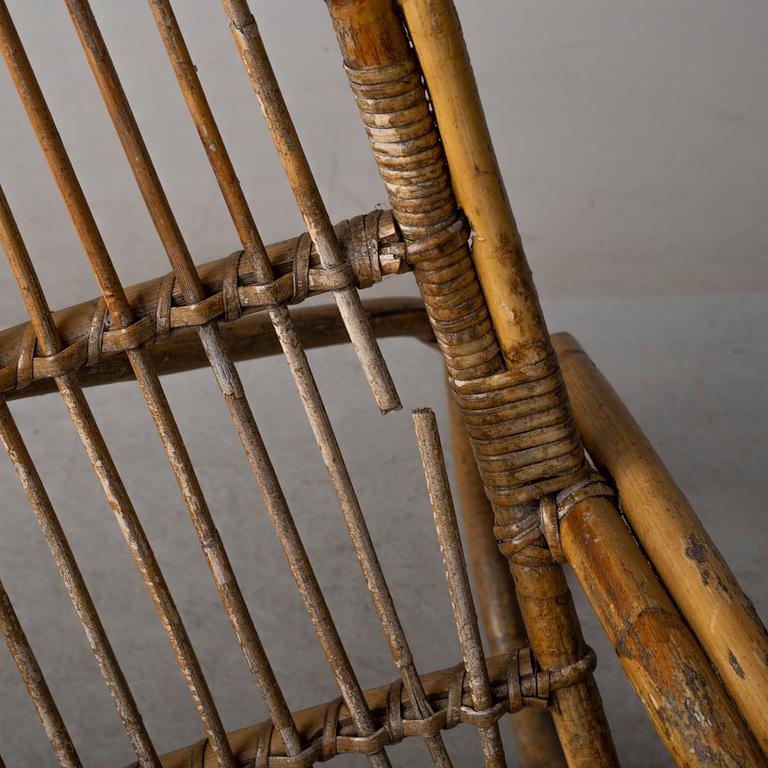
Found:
0,1 -> 765,765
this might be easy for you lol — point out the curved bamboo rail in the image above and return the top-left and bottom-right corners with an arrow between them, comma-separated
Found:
554,332 -> 768,753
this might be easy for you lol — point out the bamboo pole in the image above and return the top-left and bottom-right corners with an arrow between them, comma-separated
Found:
413,408 -> 506,767
361,1 -> 766,764
324,2 -> 617,764
561,494 -> 766,767
554,332 -> 768,752
393,0 -> 548,369
446,393 -> 566,768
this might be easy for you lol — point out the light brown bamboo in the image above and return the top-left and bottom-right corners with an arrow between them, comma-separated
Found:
394,0 -> 548,370
383,2 -> 766,765
325,1 -> 617,764
63,3 -> 391,764
413,408 -> 506,767
219,0 -> 400,414
554,332 -> 768,753
0,577 -> 81,768
446,392 -> 566,768
148,4 -> 450,763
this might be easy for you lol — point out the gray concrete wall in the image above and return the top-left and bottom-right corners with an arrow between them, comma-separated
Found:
0,1 -> 765,765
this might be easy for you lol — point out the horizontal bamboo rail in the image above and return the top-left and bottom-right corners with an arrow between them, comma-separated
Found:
134,648 -> 593,768
1,299 -> 427,402
0,211 -> 407,401
553,332 -> 768,753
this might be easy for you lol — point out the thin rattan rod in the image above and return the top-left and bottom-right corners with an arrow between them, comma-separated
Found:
0,187 -> 164,768
147,3 -> 450,765
0,394 -> 143,766
412,409 -> 507,768
0,574 -> 81,768
219,0 -> 400,415
64,3 -> 391,765
0,3 -> 294,760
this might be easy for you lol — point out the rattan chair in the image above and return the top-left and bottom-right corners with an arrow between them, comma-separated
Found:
0,1 -> 765,766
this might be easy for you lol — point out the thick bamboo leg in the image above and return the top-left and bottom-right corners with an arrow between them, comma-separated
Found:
325,1 -> 616,764
562,495 -> 766,767
370,1 -> 765,765
446,391 -> 566,768
554,332 -> 768,752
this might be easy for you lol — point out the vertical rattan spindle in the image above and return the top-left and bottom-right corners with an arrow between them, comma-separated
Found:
0,575 -> 81,768
0,184 -> 163,768
1,1 -> 294,759
413,408 -> 506,768
219,0 -> 401,415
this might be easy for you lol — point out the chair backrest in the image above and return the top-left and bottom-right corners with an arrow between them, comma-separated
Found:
0,2 -> 524,765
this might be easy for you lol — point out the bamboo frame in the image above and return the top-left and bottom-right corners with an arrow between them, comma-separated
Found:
323,2 -> 616,764
327,0 -> 766,765
0,0 -> 764,766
